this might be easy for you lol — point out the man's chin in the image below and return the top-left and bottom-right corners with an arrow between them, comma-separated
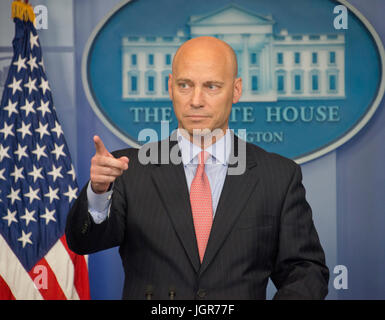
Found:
184,126 -> 213,137
179,126 -> 226,146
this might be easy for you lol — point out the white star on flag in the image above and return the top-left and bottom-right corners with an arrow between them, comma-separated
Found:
40,208 -> 56,225
17,230 -> 33,248
47,164 -> 63,182
51,121 -> 63,138
36,99 -> 50,117
0,168 -> 6,181
14,143 -> 28,161
2,209 -> 18,227
7,77 -> 22,95
39,78 -> 50,95
35,121 -> 50,139
28,165 -> 44,182
51,143 -> 66,160
30,32 -> 39,49
24,186 -> 41,204
0,144 -> 11,161
3,99 -> 18,117
20,208 -> 37,226
63,185 -> 78,203
24,76 -> 38,95
31,143 -> 48,161
39,57 -> 45,71
27,54 -> 38,72
10,165 -> 24,183
16,121 -> 32,139
44,186 -> 60,203
13,54 -> 27,73
67,164 -> 76,181
6,187 -> 21,205
0,122 -> 14,139
20,98 -> 35,117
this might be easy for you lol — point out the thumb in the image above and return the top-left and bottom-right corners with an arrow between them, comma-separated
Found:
93,135 -> 111,156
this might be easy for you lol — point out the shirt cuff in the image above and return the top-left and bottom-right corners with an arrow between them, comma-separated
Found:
87,181 -> 113,224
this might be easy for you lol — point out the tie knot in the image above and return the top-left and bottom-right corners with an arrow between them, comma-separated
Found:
198,150 -> 210,165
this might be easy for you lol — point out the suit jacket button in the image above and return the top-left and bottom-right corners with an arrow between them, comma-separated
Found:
197,289 -> 206,299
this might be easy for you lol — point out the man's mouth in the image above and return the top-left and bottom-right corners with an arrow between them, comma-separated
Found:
185,115 -> 210,119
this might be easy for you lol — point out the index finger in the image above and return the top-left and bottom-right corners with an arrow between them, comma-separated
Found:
93,135 -> 110,156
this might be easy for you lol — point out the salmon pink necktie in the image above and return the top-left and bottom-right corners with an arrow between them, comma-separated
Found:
190,151 -> 213,263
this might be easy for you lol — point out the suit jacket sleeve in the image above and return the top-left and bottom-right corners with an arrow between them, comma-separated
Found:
271,163 -> 329,299
65,152 -> 128,255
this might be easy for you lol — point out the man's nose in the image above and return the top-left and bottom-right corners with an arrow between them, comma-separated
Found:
190,87 -> 204,108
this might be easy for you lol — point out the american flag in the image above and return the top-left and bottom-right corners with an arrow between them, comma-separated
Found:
0,10 -> 90,299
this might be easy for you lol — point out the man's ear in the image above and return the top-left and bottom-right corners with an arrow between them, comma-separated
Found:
232,77 -> 242,103
168,73 -> 173,100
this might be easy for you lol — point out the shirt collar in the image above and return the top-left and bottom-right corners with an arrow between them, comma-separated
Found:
177,128 -> 232,166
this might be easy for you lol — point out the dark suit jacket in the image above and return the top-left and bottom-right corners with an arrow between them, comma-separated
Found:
65,133 -> 329,300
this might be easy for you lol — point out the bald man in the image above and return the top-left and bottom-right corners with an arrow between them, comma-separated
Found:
66,37 -> 329,300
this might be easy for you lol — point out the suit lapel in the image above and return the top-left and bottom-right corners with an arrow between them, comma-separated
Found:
199,134 -> 259,276
151,137 -> 201,273
150,132 -> 259,275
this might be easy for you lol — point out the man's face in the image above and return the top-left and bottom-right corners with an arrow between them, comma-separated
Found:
169,42 -> 242,138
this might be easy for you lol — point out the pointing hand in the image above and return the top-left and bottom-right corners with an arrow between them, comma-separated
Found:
90,135 -> 129,194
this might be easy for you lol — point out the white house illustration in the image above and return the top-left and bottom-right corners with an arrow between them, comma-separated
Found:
121,4 -> 345,101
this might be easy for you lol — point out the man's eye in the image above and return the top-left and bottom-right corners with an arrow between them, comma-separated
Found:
178,83 -> 189,89
207,84 -> 219,90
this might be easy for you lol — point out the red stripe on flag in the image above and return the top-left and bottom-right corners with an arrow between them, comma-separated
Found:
0,275 -> 16,300
60,236 -> 90,300
28,258 -> 67,300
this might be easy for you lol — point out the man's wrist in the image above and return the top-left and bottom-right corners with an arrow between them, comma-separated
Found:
90,182 -> 113,194
87,181 -> 113,212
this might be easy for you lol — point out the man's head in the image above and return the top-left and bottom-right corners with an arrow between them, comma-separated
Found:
169,36 -> 242,141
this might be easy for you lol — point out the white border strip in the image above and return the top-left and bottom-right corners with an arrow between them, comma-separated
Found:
81,0 -> 385,164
